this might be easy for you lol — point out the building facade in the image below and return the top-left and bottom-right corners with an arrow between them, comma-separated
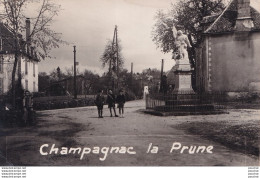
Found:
0,20 -> 39,94
196,0 -> 260,93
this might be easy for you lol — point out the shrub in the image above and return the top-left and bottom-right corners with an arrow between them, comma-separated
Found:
125,90 -> 136,101
33,97 -> 96,110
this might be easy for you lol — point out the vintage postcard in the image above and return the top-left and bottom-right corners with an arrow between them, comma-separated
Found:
0,0 -> 259,167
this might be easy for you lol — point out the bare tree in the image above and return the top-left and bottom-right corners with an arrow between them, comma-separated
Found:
64,66 -> 80,77
0,0 -> 65,107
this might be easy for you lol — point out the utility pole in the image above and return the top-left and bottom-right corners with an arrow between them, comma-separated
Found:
115,26 -> 119,89
111,26 -> 117,91
111,25 -> 120,91
73,46 -> 77,99
131,62 -> 133,90
160,59 -> 164,92
131,62 -> 133,76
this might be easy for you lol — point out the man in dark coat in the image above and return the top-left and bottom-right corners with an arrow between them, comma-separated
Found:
107,89 -> 118,117
95,90 -> 105,118
116,89 -> 126,118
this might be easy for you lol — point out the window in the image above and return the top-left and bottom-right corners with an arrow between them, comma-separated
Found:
0,78 -> 3,94
33,81 -> 36,92
25,60 -> 28,75
33,63 -> 35,77
0,58 -> 3,73
0,38 -> 2,51
25,80 -> 28,90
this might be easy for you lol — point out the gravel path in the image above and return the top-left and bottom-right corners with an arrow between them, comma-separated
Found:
0,100 -> 259,166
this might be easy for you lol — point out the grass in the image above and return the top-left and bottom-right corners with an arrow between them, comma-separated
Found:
225,102 -> 260,109
177,120 -> 260,156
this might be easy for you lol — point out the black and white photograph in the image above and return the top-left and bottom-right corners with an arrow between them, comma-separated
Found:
0,0 -> 260,171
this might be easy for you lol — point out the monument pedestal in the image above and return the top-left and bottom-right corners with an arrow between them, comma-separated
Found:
154,58 -> 223,115
146,29 -> 226,115
173,59 -> 195,94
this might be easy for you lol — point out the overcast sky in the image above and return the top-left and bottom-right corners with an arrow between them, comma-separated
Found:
38,0 -> 260,75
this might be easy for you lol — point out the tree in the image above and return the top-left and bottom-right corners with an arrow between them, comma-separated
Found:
0,0 -> 64,107
100,39 -> 124,74
152,0 -> 225,54
49,67 -> 65,82
64,66 -> 80,78
100,39 -> 124,90
82,69 -> 100,94
38,72 -> 50,92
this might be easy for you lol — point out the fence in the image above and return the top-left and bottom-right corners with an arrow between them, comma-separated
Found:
145,91 -> 227,112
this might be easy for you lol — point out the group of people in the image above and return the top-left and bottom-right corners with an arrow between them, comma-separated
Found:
95,89 -> 126,118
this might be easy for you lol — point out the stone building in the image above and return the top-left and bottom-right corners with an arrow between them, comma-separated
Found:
196,0 -> 260,93
0,19 -> 38,94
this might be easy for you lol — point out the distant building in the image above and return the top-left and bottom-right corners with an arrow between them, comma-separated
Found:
196,0 -> 260,93
45,76 -> 87,96
0,19 -> 38,94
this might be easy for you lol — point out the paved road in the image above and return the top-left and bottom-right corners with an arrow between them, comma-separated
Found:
0,100 -> 259,166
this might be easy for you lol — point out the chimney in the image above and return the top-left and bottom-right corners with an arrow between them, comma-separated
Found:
26,18 -> 31,44
235,0 -> 254,31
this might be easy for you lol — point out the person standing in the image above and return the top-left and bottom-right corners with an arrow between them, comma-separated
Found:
116,89 -> 126,118
95,90 -> 105,118
107,89 -> 118,117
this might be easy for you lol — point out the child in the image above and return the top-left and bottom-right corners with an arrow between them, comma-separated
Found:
106,89 -> 118,117
116,89 -> 126,118
95,90 -> 105,118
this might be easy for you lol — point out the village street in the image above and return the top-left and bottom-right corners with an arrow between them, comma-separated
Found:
0,100 -> 259,166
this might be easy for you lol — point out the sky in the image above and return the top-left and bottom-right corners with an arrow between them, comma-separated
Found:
38,0 -> 260,75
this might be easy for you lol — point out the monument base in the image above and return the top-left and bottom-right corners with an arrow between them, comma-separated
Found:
152,59 -> 223,115
172,59 -> 195,94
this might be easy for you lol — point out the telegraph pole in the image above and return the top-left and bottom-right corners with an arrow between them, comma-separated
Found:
115,26 -> 119,89
111,26 -> 117,91
131,62 -> 133,76
131,62 -> 133,90
73,46 -> 77,99
110,25 -> 120,90
160,59 -> 164,92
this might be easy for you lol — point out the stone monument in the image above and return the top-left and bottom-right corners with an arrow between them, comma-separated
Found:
172,29 -> 195,94
147,26 -> 226,115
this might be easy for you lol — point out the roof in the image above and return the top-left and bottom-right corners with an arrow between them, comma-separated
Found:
201,13 -> 221,31
0,23 -> 13,37
202,13 -> 220,24
53,75 -> 87,84
0,22 -> 39,61
204,0 -> 260,34
0,22 -> 16,52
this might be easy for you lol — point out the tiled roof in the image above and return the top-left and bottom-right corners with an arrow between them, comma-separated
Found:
0,22 -> 39,61
0,22 -> 16,53
251,7 -> 260,30
0,23 -> 13,37
202,14 -> 220,24
201,14 -> 221,31
204,0 -> 260,34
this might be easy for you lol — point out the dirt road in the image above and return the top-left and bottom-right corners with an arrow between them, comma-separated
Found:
0,100 -> 259,166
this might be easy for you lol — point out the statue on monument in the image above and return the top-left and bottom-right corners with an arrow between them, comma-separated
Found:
172,27 -> 191,61
160,21 -> 191,60
160,22 -> 195,94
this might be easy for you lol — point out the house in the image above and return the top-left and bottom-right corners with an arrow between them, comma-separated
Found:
0,19 -> 39,94
44,76 -> 87,96
196,0 -> 260,93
